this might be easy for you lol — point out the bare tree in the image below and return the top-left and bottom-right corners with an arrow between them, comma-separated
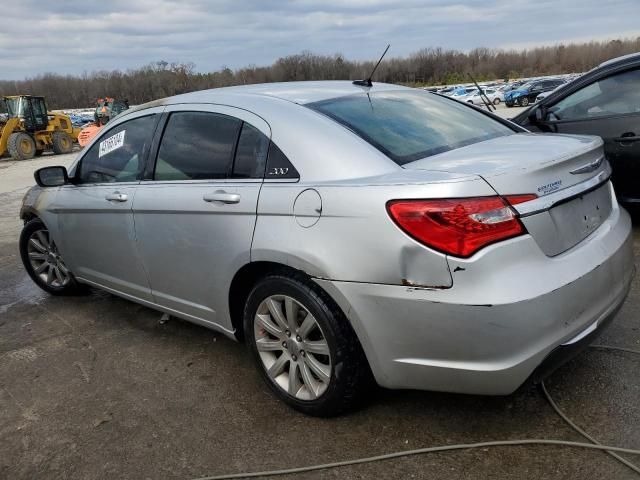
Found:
2,37 -> 639,109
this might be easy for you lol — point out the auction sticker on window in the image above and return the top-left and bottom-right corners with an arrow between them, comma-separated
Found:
99,130 -> 126,158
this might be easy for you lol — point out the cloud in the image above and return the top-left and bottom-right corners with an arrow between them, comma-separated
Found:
0,0 -> 638,79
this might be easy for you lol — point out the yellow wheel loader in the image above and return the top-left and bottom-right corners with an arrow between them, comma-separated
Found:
0,95 -> 80,160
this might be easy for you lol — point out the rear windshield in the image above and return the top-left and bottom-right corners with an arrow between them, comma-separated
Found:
308,91 -> 514,165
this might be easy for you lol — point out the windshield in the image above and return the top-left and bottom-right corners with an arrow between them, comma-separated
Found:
3,97 -> 20,116
308,91 -> 515,165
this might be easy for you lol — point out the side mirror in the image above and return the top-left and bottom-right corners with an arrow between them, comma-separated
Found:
529,106 -> 548,124
34,166 -> 69,187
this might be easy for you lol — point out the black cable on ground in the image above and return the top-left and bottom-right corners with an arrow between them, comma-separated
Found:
194,345 -> 640,480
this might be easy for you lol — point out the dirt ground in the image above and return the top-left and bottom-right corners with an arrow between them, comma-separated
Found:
1,145 -> 639,479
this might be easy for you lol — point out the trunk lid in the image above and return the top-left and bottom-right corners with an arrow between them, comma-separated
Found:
404,133 -> 612,256
404,133 -> 605,198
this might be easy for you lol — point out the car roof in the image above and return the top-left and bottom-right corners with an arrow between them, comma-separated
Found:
598,52 -> 640,68
159,81 -> 410,107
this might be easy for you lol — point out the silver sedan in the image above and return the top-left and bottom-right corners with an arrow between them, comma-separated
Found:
20,81 -> 634,416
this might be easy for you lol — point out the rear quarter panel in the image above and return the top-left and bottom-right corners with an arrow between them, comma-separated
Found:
252,170 -> 496,287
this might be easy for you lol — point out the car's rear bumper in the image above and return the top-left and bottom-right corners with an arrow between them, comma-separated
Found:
315,203 -> 634,395
526,297 -> 621,384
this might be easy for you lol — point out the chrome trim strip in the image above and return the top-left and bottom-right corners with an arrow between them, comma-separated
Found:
515,167 -> 611,217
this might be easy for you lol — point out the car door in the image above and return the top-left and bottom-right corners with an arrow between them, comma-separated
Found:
528,82 -> 545,101
54,108 -> 163,300
132,104 -> 270,331
527,67 -> 640,202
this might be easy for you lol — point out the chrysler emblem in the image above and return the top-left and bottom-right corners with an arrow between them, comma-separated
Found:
570,157 -> 604,174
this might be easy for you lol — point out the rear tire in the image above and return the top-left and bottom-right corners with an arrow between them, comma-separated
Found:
52,131 -> 73,154
518,96 -> 530,107
19,218 -> 86,295
244,271 -> 372,416
7,132 -> 36,160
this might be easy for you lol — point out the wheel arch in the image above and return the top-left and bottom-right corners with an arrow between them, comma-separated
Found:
21,209 -> 38,223
229,261 -> 310,341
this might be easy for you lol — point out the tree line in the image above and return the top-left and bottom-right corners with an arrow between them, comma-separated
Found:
1,37 -> 639,109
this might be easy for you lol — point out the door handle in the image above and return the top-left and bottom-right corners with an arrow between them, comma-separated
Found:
613,133 -> 640,143
105,192 -> 128,202
203,191 -> 241,204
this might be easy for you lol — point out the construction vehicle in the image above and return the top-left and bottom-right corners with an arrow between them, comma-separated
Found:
0,95 -> 80,160
78,97 -> 129,147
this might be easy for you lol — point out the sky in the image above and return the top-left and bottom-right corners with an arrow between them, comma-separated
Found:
1,0 -> 639,80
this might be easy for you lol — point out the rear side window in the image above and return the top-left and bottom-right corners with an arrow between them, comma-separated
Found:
232,123 -> 270,179
77,114 -> 157,184
308,91 -> 514,165
154,112 -> 241,181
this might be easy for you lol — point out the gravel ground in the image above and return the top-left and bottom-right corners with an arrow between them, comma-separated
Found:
1,143 -> 639,479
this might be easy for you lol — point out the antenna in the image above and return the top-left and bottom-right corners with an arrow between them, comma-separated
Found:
353,44 -> 390,87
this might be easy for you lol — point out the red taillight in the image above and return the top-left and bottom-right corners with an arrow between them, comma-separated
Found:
387,195 -> 537,258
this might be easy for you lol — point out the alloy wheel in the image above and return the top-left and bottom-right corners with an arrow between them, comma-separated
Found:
26,228 -> 71,288
254,295 -> 332,400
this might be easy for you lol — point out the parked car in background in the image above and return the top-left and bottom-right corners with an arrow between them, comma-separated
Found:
535,88 -> 557,103
20,82 -> 633,416
501,81 -> 524,93
505,78 -> 566,107
450,87 -> 479,102
513,52 -> 640,204
467,87 -> 503,105
437,86 -> 457,96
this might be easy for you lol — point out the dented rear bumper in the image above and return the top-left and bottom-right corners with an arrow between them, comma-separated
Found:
315,202 -> 633,394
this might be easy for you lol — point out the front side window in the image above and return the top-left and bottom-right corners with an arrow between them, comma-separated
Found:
154,112 -> 241,181
308,91 -> 514,165
76,114 -> 157,184
550,68 -> 640,121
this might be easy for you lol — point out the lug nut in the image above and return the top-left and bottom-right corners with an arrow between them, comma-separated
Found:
291,354 -> 297,361
300,350 -> 306,357
282,341 -> 287,348
296,335 -> 302,342
285,330 -> 291,337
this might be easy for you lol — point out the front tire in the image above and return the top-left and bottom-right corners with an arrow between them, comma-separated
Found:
518,96 -> 530,107
244,272 -> 371,416
8,132 -> 36,160
493,98 -> 501,105
52,131 -> 74,154
19,219 -> 86,295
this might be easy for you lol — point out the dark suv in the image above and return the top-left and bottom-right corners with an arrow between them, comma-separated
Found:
504,78 -> 565,107
513,53 -> 640,203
